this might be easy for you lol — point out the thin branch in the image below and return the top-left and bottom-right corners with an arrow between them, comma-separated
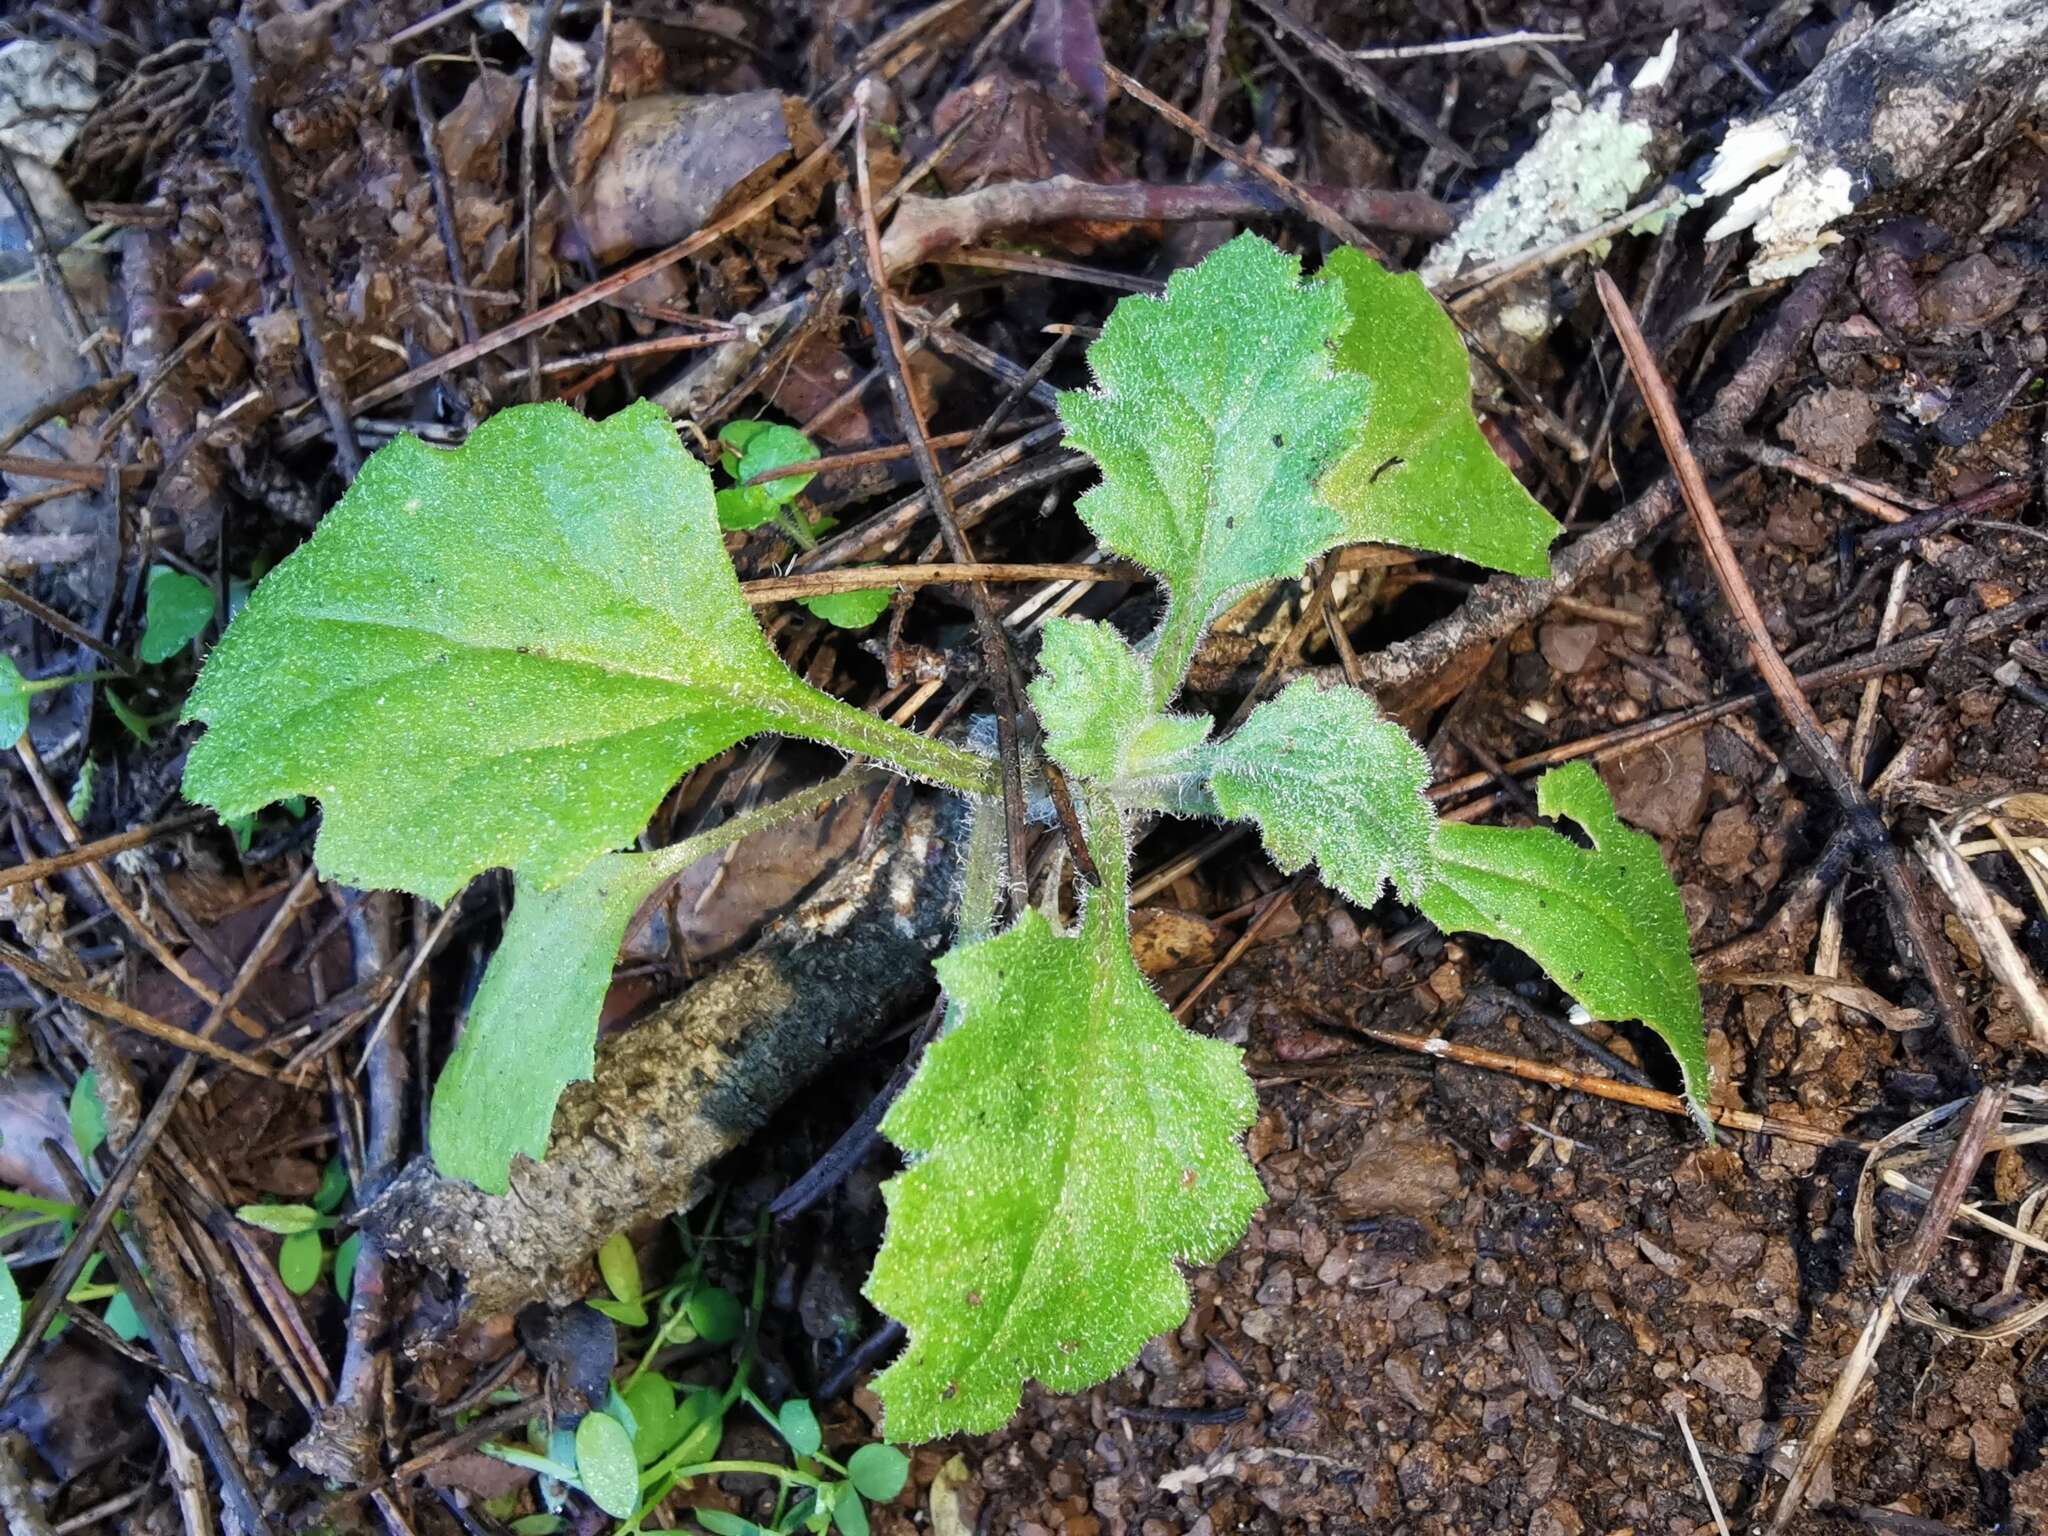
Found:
217,21 -> 363,478
742,560 -> 1140,605
278,107 -> 857,450
1766,1088 -> 2007,1531
1595,269 -> 1974,1065
849,85 -> 1030,889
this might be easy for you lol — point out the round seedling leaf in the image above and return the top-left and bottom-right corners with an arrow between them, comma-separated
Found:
278,1228 -> 323,1294
103,1288 -> 145,1341
800,587 -> 892,631
68,1071 -> 106,1165
312,1157 -> 350,1214
140,566 -> 214,665
573,1410 -> 639,1518
333,1231 -> 363,1303
685,1284 -> 742,1344
0,1261 -> 20,1357
832,1489 -> 870,1536
729,422 -> 817,504
846,1444 -> 909,1502
776,1398 -> 822,1457
0,658 -> 29,749
621,1372 -> 678,1464
694,1513 -> 762,1536
597,1231 -> 642,1307
509,1517 -> 564,1535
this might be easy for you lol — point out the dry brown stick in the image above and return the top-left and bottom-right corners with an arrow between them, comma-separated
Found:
0,375 -> 129,455
49,1148 -> 275,1536
278,106 -> 856,450
742,560 -> 1140,604
879,174 -> 1451,269
0,942 -> 277,1078
1428,590 -> 2048,804
1239,0 -> 1473,166
1190,0 -> 1235,176
1103,63 -> 1381,254
295,895 -> 410,1484
16,739 -> 273,1039
1766,1087 -> 2007,1532
0,452 -> 121,487
1857,479 -> 2030,551
519,0 -> 569,404
1356,253 -> 1849,699
1174,877 -> 1304,1021
217,21 -> 362,479
1356,1025 -> 1874,1151
1732,439 -> 1927,523
740,424 -> 1030,486
410,66 -> 481,350
850,85 -> 1033,891
0,571 -> 140,674
0,145 -> 109,376
1595,269 -> 1974,1064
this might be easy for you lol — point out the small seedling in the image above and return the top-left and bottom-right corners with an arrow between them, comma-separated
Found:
138,565 -> 214,664
180,234 -> 1708,1441
0,657 -> 115,749
714,420 -> 887,628
235,1159 -> 355,1297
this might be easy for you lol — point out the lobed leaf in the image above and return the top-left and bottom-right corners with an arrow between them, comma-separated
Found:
801,585 -> 892,630
183,401 -> 987,904
1058,232 -> 1371,703
868,807 -> 1264,1441
1027,618 -> 1209,787
1415,762 -> 1710,1123
1317,249 -> 1560,578
1208,677 -> 1436,906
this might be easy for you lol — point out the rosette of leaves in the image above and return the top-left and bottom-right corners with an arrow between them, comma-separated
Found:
178,232 -> 1706,1450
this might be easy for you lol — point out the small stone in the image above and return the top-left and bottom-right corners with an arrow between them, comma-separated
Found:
1527,1498 -> 1583,1536
1255,1268 -> 1296,1307
1692,1353 -> 1763,1401
1538,622 -> 1602,675
1921,253 -> 2024,332
1700,805 -> 1759,874
1334,1121 -> 1464,1219
1778,387 -> 1878,470
1239,1307 -> 1285,1345
1604,732 -> 1709,839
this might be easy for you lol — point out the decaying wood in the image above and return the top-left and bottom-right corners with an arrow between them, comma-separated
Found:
1704,0 -> 2048,282
361,793 -> 966,1313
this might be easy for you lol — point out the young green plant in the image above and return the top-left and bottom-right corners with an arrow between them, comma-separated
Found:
179,232 -> 1707,1445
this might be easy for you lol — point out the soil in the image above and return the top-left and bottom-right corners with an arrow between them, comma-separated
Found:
1,2 -> 2047,1535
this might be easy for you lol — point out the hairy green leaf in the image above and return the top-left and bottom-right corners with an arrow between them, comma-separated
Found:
1027,619 -> 1209,787
430,773 -> 871,1193
722,422 -> 817,504
140,566 -> 214,664
1318,249 -> 1560,578
183,401 -> 989,903
1058,233 -> 1371,703
868,809 -> 1263,1440
1416,762 -> 1710,1122
1209,678 -> 1436,906
573,1411 -> 640,1518
430,854 -> 667,1192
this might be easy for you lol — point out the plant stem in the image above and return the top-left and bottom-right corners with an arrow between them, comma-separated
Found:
777,689 -> 999,799
22,669 -> 115,696
1145,593 -> 1207,711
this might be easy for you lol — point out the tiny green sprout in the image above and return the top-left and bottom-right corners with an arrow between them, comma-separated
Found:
716,419 -> 828,549
139,565 -> 215,664
180,232 -> 1706,1445
0,657 -> 115,750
